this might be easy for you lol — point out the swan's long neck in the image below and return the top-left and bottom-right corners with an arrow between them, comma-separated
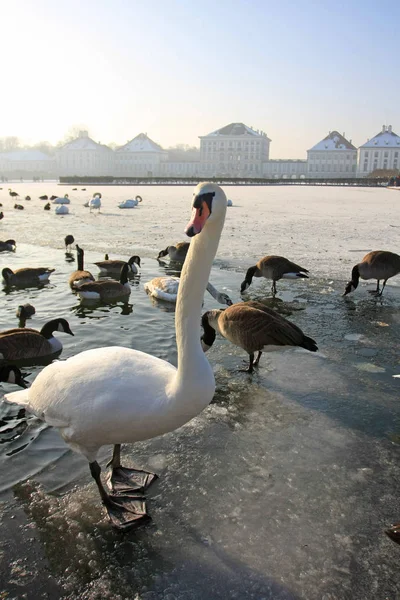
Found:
173,217 -> 224,392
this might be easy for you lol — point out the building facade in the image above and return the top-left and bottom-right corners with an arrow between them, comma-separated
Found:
56,131 -> 114,176
357,125 -> 400,176
114,133 -> 166,177
0,150 -> 55,178
199,122 -> 271,177
307,131 -> 357,178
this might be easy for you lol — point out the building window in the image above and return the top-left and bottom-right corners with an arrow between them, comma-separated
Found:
374,151 -> 378,157
384,151 -> 388,158
363,163 -> 368,172
365,152 -> 369,157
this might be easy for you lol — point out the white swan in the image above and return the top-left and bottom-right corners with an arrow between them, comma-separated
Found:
118,199 -> 139,208
55,205 -> 69,215
89,193 -> 101,213
5,182 -> 227,530
144,276 -> 232,306
53,194 -> 70,205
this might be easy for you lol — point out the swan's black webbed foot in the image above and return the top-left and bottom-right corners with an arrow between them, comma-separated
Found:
104,493 -> 151,530
385,523 -> 400,545
107,466 -> 158,494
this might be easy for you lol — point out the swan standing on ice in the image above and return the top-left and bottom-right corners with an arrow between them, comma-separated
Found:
89,193 -> 101,213
5,182 -> 227,530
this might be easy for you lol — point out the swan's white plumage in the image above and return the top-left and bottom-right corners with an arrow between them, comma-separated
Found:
6,182 -> 227,465
144,276 -> 180,302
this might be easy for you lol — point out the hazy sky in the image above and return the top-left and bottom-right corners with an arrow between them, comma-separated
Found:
2,0 -> 399,158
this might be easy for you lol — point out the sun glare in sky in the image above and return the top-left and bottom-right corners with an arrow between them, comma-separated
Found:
2,0 -> 400,157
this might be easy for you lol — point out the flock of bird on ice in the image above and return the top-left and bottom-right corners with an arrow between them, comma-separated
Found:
0,182 -> 399,543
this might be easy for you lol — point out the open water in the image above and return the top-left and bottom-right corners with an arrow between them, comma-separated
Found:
0,183 -> 399,599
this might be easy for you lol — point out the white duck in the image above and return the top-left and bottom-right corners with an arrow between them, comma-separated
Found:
144,276 -> 232,306
5,182 -> 227,530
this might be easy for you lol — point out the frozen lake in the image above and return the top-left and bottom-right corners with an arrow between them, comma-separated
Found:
0,183 -> 399,599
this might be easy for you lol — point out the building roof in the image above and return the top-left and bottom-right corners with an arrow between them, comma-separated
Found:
59,133 -> 111,152
202,122 -> 270,139
116,133 -> 164,153
360,125 -> 400,148
309,131 -> 356,152
0,150 -> 54,161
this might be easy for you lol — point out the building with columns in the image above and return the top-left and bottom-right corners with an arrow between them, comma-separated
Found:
357,125 -> 400,176
199,122 -> 271,177
307,131 -> 357,178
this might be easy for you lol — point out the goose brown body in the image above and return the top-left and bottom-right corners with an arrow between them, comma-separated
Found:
2,267 -> 54,286
202,301 -> 317,372
157,242 -> 190,263
343,250 -> 400,296
69,246 -> 95,289
94,255 -> 141,275
0,319 -> 74,362
241,255 -> 309,295
77,264 -> 130,301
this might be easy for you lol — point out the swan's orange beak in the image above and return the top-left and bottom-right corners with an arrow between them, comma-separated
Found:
185,202 -> 211,237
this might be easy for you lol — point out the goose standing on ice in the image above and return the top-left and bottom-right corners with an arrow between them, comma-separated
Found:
144,276 -> 232,306
5,182 -> 227,530
69,245 -> 95,289
201,300 -> 318,373
8,189 -> 19,199
241,255 -> 309,296
343,250 -> 400,297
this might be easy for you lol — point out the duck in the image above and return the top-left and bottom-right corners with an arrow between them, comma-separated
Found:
89,193 -> 101,213
39,195 -> 48,200
72,188 -> 78,191
0,240 -> 16,252
25,195 -> 31,201
50,195 -> 58,201
240,255 -> 309,295
157,242 -> 190,263
144,276 -> 232,306
0,212 -> 3,220
94,255 -> 141,276
0,318 -> 74,364
69,245 -> 95,289
4,182 -> 227,530
16,304 -> 36,327
343,250 -> 400,297
2,267 -> 54,287
44,202 -> 51,211
77,263 -> 131,301
0,365 -> 29,388
201,300 -> 318,373
8,189 -> 19,199
64,234 -> 75,252
14,204 -> 24,210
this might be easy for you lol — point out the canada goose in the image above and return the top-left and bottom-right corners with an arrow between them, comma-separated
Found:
144,276 -> 232,306
0,239 -> 16,252
157,242 -> 190,263
14,204 -> 24,210
8,189 -> 19,198
0,365 -> 29,388
385,523 -> 400,545
94,255 -> 141,276
2,267 -> 55,287
44,202 -> 51,210
201,300 -> 318,373
69,245 -> 95,289
0,318 -> 74,363
77,263 -> 131,301
64,234 -> 75,251
5,182 -> 227,530
241,255 -> 309,295
343,251 -> 400,297
16,303 -> 36,323
39,195 -> 48,200
50,195 -> 58,201
25,195 -> 31,201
